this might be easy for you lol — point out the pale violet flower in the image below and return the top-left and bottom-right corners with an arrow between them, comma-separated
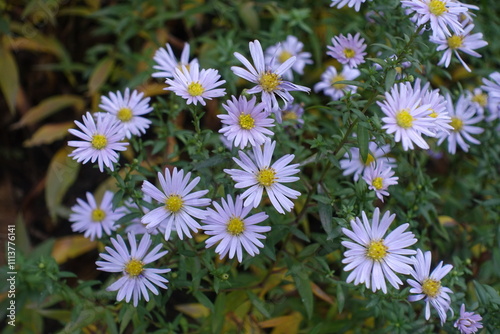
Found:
466,88 -> 489,115
314,66 -> 360,101
224,140 -> 300,214
152,42 -> 198,78
265,35 -> 313,80
96,232 -> 170,307
123,196 -> 163,236
330,0 -> 370,11
327,33 -> 367,68
202,195 -> 271,263
454,304 -> 483,334
340,141 -> 396,182
341,208 -> 417,293
362,162 -> 399,202
481,72 -> 500,102
281,103 -> 305,127
407,249 -> 454,325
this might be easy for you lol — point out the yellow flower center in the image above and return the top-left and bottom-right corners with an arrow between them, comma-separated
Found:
257,167 -> 277,187
283,111 -> 298,121
428,108 -> 438,118
91,134 -> 107,150
396,109 -> 414,129
278,50 -> 293,63
450,117 -> 463,132
226,216 -> 245,236
363,153 -> 375,166
125,258 -> 144,277
177,63 -> 190,71
187,82 -> 205,96
165,195 -> 183,213
239,114 -> 255,130
472,93 -> 488,107
372,177 -> 384,190
447,35 -> 463,49
429,0 -> 448,16
331,74 -> 346,90
259,72 -> 281,92
366,240 -> 388,261
343,48 -> 356,58
91,208 -> 106,222
117,107 -> 133,122
422,278 -> 441,298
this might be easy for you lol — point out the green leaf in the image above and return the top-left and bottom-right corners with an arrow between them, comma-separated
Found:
88,57 -> 115,95
291,265 -> 313,319
385,68 -> 397,91
194,291 -> 214,312
0,44 -> 19,114
247,291 -> 271,318
337,284 -> 345,314
357,123 -> 370,164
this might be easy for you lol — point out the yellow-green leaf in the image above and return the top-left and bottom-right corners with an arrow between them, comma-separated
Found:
24,122 -> 74,147
51,235 -> 97,264
175,303 -> 210,319
88,57 -> 115,96
259,312 -> 303,334
8,35 -> 67,59
0,44 -> 19,114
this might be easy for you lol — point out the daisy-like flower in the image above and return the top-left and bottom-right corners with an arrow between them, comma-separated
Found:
231,40 -> 310,113
152,42 -> 198,79
123,197 -> 163,236
202,195 -> 271,262
224,140 -> 300,214
330,0 -> 370,11
340,141 -> 396,182
466,88 -> 489,115
341,208 -> 417,293
378,82 -> 436,151
69,191 -> 125,241
327,33 -> 367,68
141,167 -> 211,240
454,304 -> 483,334
362,161 -> 399,202
430,24 -> 488,72
281,103 -> 305,128
481,72 -> 500,102
68,112 -> 128,172
436,94 -> 484,154
99,88 -> 153,139
314,66 -> 360,101
218,95 -> 274,149
265,35 -> 313,80
165,63 -> 226,106
96,232 -> 170,307
407,249 -> 454,325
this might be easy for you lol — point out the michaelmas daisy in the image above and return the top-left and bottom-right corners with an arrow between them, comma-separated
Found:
330,0 -> 370,11
314,66 -> 360,101
152,42 -> 198,79
362,161 -> 399,202
327,33 -> 367,68
265,35 -> 313,80
340,141 -> 396,182
454,304 -> 483,334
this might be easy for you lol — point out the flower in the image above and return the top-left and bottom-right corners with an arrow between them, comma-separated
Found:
165,63 -> 226,106
466,88 -> 489,115
265,35 -> 313,80
96,232 -> 170,307
99,88 -> 153,139
231,40 -> 310,113
330,0 -> 370,11
340,141 -> 396,182
141,167 -> 211,240
152,42 -> 198,78
454,304 -> 483,334
362,161 -> 399,202
481,71 -> 500,102
429,24 -> 488,72
224,140 -> 300,214
218,95 -> 274,149
327,33 -> 367,68
436,94 -> 484,154
378,82 -> 436,151
314,66 -> 360,101
123,196 -> 162,235
281,103 -> 305,128
341,208 -> 417,293
407,249 -> 454,324
202,195 -> 271,262
69,191 -> 125,241
68,112 -> 128,172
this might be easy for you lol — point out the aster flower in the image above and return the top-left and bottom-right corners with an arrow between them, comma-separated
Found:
96,232 -> 170,307
265,35 -> 313,80
314,66 -> 360,101
123,197 -> 162,236
218,95 -> 274,149
436,94 -> 484,154
378,82 -> 436,151
224,140 -> 300,214
407,249 -> 454,325
430,24 -> 488,72
141,167 -> 211,240
327,33 -> 367,68
281,103 -> 305,127
454,304 -> 483,334
340,141 -> 396,182
362,162 -> 399,202
330,0 -> 370,11
466,88 -> 489,115
69,191 -> 125,241
165,63 -> 226,106
231,40 -> 310,114
68,112 -> 128,172
99,88 -> 153,139
202,195 -> 271,262
341,208 -> 417,293
481,72 -> 500,102
152,42 -> 198,78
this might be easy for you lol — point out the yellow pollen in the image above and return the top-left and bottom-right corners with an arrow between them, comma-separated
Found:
117,107 -> 133,122
450,117 -> 463,132
165,195 -> 183,213
422,278 -> 441,298
396,110 -> 414,129
279,50 -> 293,63
331,74 -> 346,90
91,134 -> 107,150
227,216 -> 245,236
177,63 -> 190,71
239,113 -> 255,130
259,72 -> 281,92
428,108 -> 438,118
472,93 -> 487,107
343,48 -> 356,58
366,240 -> 388,261
363,153 -> 375,166
372,177 -> 384,190
283,111 -> 298,121
125,258 -> 144,277
447,35 -> 463,49
257,168 -> 277,187
187,82 -> 205,96
91,208 -> 106,222
429,0 -> 448,16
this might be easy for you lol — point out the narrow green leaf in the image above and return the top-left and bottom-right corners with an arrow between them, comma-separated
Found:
246,291 -> 271,318
88,57 -> 115,95
291,266 -> 313,319
194,290 -> 214,312
385,68 -> 397,91
0,44 -> 19,114
357,123 -> 370,164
